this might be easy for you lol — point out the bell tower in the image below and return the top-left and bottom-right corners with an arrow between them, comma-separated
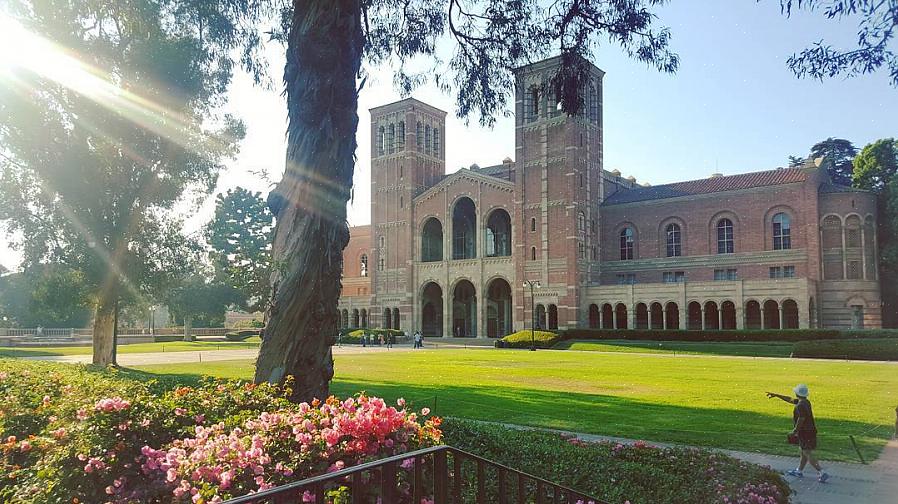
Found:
369,98 -> 446,331
512,56 -> 604,330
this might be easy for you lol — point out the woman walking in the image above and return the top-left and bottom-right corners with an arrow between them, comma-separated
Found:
767,384 -> 830,483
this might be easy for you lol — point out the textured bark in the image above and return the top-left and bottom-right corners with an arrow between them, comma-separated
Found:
254,0 -> 363,403
92,289 -> 116,366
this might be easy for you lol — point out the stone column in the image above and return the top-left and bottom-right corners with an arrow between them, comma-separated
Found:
627,306 -> 635,330
761,308 -> 766,330
678,305 -> 686,330
612,308 -> 618,329
779,306 -> 785,330
736,307 -> 744,329
662,309 -> 668,330
718,309 -> 724,331
700,307 -> 706,330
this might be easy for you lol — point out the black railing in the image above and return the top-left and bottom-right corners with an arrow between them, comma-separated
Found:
222,445 -> 605,504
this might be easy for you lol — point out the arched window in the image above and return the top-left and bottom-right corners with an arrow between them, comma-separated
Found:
665,223 -> 682,257
845,215 -> 862,279
433,127 -> 440,156
424,125 -> 431,156
397,121 -> 405,150
530,247 -> 536,260
486,209 -> 511,257
377,126 -> 385,156
387,123 -> 395,154
452,197 -> 477,260
360,254 -> 368,277
421,218 -> 443,262
619,227 -> 634,260
378,256 -> 385,272
530,217 -> 536,232
717,219 -> 734,254
379,236 -> 385,249
772,213 -> 791,250
529,87 -> 540,121
578,212 -> 586,233
416,121 -> 423,149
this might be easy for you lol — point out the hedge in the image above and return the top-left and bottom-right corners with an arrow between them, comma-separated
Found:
441,419 -> 789,504
339,328 -> 406,344
792,338 -> 898,361
224,329 -> 260,342
556,328 -> 876,343
499,330 -> 559,349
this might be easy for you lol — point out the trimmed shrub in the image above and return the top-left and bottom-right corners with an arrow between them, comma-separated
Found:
0,360 -> 441,503
500,330 -> 559,349
792,338 -> 898,361
559,328 -> 854,343
232,318 -> 264,329
224,329 -> 260,341
442,419 -> 789,504
152,335 -> 182,343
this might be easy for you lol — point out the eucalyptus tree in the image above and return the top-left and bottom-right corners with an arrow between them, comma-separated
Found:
256,0 -> 680,401
0,0 -> 275,365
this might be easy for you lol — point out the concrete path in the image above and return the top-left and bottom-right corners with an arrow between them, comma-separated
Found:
491,421 -> 898,504
22,344 -> 412,366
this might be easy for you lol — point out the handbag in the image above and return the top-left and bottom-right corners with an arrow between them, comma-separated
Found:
787,432 -> 799,445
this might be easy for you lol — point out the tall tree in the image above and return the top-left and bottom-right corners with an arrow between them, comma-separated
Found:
776,1 -> 898,87
166,275 -> 242,338
809,137 -> 858,185
256,0 -> 679,401
206,187 -> 273,312
0,1 -> 274,365
788,155 -> 806,167
852,138 -> 898,328
0,265 -> 91,327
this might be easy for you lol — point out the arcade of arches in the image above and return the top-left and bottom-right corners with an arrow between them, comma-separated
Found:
586,299 -> 803,330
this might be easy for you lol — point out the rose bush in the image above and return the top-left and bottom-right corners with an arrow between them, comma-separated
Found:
0,360 -> 440,503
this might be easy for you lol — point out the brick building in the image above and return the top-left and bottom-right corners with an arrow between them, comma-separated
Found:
337,56 -> 882,336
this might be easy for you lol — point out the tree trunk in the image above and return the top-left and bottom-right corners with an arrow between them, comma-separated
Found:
92,289 -> 116,366
183,313 -> 193,342
254,0 -> 363,403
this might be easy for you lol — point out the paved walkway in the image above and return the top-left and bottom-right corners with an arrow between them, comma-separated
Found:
490,421 -> 898,504
22,345 -> 412,366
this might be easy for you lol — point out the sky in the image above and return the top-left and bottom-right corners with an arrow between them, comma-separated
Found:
1,1 -> 897,270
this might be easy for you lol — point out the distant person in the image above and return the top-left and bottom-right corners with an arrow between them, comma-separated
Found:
767,384 -> 830,482
387,333 -> 393,349
414,330 -> 422,349
378,334 -> 384,346
361,332 -> 367,347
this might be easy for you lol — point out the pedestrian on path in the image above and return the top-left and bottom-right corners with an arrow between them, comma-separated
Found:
767,384 -> 830,483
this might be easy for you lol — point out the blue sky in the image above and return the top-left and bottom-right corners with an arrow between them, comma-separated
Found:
0,1 -> 896,270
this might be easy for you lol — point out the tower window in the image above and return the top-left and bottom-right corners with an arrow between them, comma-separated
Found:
530,87 -> 540,121
360,254 -> 368,277
619,227 -> 634,260
397,121 -> 405,150
665,223 -> 682,257
717,219 -> 734,254
433,127 -> 440,156
424,125 -> 431,156
531,247 -> 537,260
530,217 -> 536,232
772,213 -> 791,250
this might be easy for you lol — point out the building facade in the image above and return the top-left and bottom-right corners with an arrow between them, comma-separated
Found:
338,56 -> 882,335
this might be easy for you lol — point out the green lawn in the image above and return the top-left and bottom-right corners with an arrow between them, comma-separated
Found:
556,339 -> 796,358
132,348 -> 898,463
0,337 -> 260,357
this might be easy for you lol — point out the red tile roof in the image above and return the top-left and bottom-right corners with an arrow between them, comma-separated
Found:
603,168 -> 808,205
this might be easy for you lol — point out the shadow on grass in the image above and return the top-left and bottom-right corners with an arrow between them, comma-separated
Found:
119,363 -> 890,463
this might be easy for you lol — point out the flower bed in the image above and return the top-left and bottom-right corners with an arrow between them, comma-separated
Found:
441,419 -> 790,504
0,360 -> 440,503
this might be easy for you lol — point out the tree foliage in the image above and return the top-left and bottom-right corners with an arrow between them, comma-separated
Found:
0,265 -> 92,327
0,0 -> 277,364
853,137 -> 898,191
808,137 -> 858,185
166,275 -> 241,329
777,0 -> 898,87
206,187 -> 273,312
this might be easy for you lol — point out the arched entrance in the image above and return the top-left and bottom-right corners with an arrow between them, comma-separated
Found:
650,303 -> 664,329
421,282 -> 443,337
745,300 -> 762,329
721,301 -> 737,330
783,299 -> 799,329
392,307 -> 400,330
452,198 -> 477,260
763,300 -> 780,329
601,304 -> 614,329
588,304 -> 600,329
635,303 -> 649,329
687,302 -> 702,330
452,280 -> 477,337
664,302 -> 679,330
341,309 -> 348,329
486,278 -> 513,338
548,304 -> 558,330
704,301 -> 719,330
352,309 -> 360,328
535,304 -> 547,329
382,308 -> 392,330
614,303 -> 628,329
360,309 -> 368,328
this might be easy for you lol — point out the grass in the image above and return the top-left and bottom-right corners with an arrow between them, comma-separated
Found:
0,337 -> 261,357
131,348 -> 898,463
555,339 -> 796,358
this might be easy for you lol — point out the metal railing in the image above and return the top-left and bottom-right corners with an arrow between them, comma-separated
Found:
222,445 -> 605,504
0,327 -> 230,337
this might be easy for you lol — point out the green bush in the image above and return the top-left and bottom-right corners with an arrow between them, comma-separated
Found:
152,335 -> 183,343
232,318 -> 264,329
441,419 -> 789,504
559,328 -> 856,342
224,329 -> 259,342
792,338 -> 898,361
500,330 -> 559,348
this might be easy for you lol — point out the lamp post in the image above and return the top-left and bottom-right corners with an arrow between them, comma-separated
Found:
523,279 -> 540,351
149,305 -> 157,336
